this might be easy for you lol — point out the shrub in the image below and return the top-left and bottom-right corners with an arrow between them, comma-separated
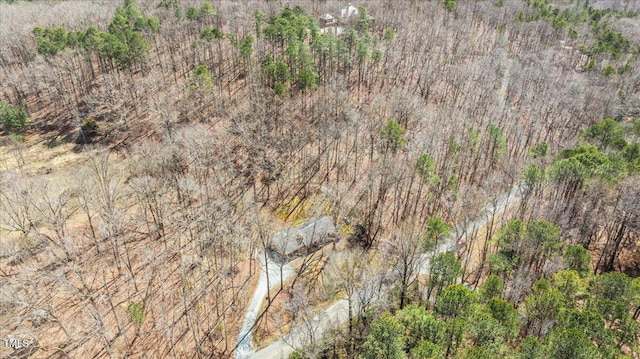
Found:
79,117 -> 100,143
0,101 -> 31,134
126,301 -> 145,328
602,65 -> 616,76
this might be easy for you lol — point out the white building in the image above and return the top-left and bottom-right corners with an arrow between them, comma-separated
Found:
340,3 -> 359,18
319,13 -> 337,27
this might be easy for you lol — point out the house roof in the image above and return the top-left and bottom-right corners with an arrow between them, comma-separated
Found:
269,216 -> 336,258
340,4 -> 359,18
320,13 -> 335,21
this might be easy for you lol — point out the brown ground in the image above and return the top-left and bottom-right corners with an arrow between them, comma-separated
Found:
0,136 -> 260,358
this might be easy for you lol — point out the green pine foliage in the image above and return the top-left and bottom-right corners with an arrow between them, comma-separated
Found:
427,253 -> 462,300
32,0 -> 158,69
490,219 -> 558,277
592,22 -> 630,59
361,312 -> 407,359
126,301 -> 145,328
581,118 -> 625,150
479,275 -> 505,302
199,28 -> 223,42
189,65 -> 213,91
183,2 -> 216,21
523,164 -> 545,189
380,120 -> 406,154
515,1 -> 636,63
563,245 -> 591,276
544,118 -> 640,185
530,141 -> 548,158
336,266 -> 639,358
444,0 -> 457,12
487,124 -> 507,160
326,215 -> 638,358
0,101 -> 31,134
416,153 -> 439,184
421,218 -> 451,252
79,117 -> 99,144
256,5 -> 390,95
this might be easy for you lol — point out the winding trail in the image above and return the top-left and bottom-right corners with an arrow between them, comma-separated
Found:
419,182 -> 525,274
246,183 -> 526,358
497,48 -> 528,154
235,254 -> 294,359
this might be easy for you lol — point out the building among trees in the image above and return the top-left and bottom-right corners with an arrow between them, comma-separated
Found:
319,13 -> 336,27
268,216 -> 337,261
340,3 -> 359,19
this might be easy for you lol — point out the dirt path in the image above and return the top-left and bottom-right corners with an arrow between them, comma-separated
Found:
498,46 -> 528,154
235,254 -> 294,359
251,297 -> 349,359
419,182 -> 524,274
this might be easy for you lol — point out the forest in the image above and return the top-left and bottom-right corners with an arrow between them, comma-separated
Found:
0,0 -> 639,358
